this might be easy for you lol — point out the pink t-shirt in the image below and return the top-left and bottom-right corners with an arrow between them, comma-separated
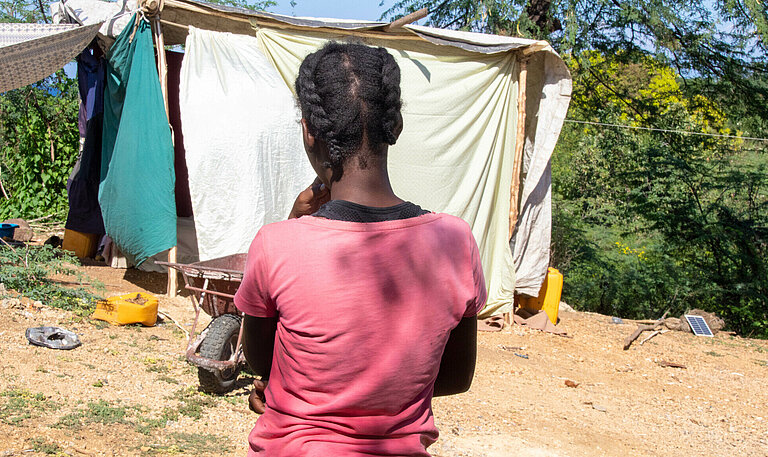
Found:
234,213 -> 487,456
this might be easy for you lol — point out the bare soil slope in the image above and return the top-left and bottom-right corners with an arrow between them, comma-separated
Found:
1,264 -> 766,457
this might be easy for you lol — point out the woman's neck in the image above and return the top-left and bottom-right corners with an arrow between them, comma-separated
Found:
329,155 -> 403,207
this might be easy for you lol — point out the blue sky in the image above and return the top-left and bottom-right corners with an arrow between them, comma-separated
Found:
268,0 -> 396,22
62,1 -> 403,78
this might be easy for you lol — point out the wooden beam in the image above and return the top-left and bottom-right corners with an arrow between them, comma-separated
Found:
383,8 -> 428,32
509,58 -> 528,240
151,15 -> 178,299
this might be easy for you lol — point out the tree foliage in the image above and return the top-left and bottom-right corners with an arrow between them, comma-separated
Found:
386,1 -> 768,337
201,0 -> 276,11
0,73 -> 80,220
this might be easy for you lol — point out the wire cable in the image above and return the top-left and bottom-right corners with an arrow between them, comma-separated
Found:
563,119 -> 768,142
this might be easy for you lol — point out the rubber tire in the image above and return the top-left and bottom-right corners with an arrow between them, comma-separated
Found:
198,314 -> 242,394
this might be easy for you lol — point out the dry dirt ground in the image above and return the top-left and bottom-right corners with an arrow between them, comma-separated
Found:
1,263 -> 767,457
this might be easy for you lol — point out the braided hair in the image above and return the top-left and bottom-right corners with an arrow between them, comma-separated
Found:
295,42 -> 403,181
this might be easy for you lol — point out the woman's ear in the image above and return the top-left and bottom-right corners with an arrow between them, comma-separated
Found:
301,118 -> 315,150
392,112 -> 404,141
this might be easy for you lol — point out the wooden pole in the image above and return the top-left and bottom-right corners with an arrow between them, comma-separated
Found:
383,8 -> 428,32
509,58 -> 528,241
152,13 -> 178,298
503,57 -> 528,325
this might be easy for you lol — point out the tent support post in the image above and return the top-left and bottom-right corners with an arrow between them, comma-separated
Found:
152,13 -> 178,298
505,57 -> 528,324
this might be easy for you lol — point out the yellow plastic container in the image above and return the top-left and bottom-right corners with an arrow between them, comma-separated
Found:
518,267 -> 563,325
92,293 -> 158,326
62,229 -> 101,259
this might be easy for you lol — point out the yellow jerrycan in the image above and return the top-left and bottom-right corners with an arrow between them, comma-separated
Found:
518,267 -> 564,325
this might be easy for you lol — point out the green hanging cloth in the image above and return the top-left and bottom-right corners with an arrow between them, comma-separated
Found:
100,14 -> 176,265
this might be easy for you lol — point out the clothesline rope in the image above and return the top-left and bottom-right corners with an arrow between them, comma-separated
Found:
564,119 -> 768,142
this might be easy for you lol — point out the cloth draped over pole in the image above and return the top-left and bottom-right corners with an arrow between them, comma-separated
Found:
99,14 -> 176,265
66,46 -> 107,235
0,22 -> 102,93
179,26 -> 315,261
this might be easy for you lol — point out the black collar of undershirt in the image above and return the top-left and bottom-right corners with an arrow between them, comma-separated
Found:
312,199 -> 430,223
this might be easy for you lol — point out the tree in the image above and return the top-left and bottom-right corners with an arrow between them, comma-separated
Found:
384,1 -> 768,121
385,1 -> 768,336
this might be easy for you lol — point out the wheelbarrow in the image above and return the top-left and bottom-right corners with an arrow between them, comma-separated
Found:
158,254 -> 248,393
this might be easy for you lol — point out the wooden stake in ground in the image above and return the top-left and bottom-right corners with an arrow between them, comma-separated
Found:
508,57 -> 528,241
148,3 -> 179,298
504,57 -> 529,325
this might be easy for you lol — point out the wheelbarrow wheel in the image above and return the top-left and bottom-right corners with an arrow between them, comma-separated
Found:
198,314 -> 242,394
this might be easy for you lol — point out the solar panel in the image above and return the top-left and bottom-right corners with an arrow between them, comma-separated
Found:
685,315 -> 714,337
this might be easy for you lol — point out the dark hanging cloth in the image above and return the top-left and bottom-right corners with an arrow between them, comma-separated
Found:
65,45 -> 106,234
166,50 -> 193,217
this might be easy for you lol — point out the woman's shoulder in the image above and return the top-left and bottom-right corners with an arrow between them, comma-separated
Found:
431,212 -> 473,232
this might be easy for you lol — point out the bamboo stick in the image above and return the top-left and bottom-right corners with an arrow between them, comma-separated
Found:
509,58 -> 528,240
152,15 -> 178,298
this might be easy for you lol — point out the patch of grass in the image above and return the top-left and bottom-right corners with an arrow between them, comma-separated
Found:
26,437 -> 62,455
221,396 -> 243,407
157,375 -> 180,385
92,379 -> 105,388
0,245 -> 104,317
0,389 -> 53,425
143,356 -> 170,374
35,366 -> 49,373
54,400 -> 130,429
169,387 -> 217,420
108,334 -> 118,340
704,351 -> 724,357
91,320 -> 109,330
133,407 -> 179,435
143,432 -> 232,455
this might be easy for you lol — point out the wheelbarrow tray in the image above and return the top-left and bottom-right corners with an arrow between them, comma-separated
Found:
157,254 -> 248,387
161,253 -> 247,317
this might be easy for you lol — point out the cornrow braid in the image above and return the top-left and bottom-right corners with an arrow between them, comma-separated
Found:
378,47 -> 402,146
295,42 -> 403,182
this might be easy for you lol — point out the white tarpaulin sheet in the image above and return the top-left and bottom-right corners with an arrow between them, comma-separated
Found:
51,0 -> 135,42
179,26 -> 315,261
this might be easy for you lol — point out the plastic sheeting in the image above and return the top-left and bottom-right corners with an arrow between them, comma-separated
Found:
179,26 -> 315,261
51,0 -> 136,46
100,15 -> 176,265
512,52 -> 572,296
254,28 -> 519,316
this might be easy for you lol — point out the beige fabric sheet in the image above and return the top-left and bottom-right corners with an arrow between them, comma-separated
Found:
254,28 -> 518,316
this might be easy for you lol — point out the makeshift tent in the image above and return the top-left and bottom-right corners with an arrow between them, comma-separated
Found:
53,0 -> 571,317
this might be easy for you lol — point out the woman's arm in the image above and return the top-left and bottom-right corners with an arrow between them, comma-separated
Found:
433,316 -> 477,397
242,314 -> 277,379
242,314 -> 277,413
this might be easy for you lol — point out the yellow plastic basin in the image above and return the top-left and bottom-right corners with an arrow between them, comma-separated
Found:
92,292 -> 158,326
